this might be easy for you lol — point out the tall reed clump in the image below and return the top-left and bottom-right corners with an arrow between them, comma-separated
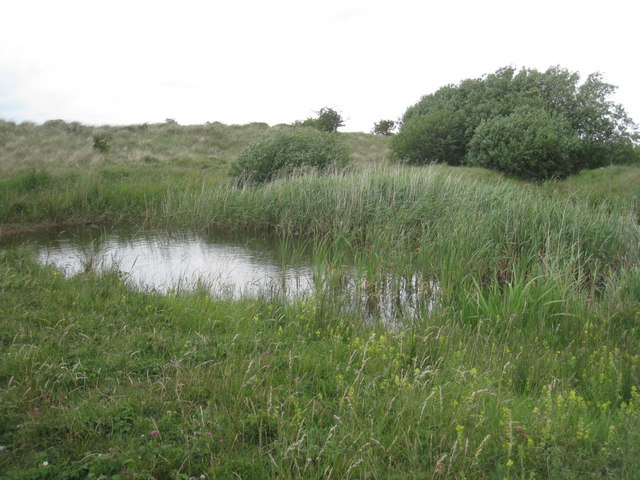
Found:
145,165 -> 639,340
176,165 -> 637,274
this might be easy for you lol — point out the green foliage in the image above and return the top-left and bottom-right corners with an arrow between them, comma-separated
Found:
230,127 -> 351,184
390,109 -> 467,165
315,107 -> 345,132
7,169 -> 53,193
296,117 -> 320,130
372,119 -> 396,136
467,107 -> 581,180
294,108 -> 345,133
92,133 -> 110,153
394,66 -> 638,178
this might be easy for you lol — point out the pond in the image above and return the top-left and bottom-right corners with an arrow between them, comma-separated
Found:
8,225 -> 437,322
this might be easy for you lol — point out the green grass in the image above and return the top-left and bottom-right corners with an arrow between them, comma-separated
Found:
1,120 -> 640,478
1,248 -> 639,479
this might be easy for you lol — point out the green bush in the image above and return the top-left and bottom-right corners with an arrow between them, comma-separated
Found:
393,66 -> 638,174
295,108 -> 345,133
372,119 -> 396,136
92,134 -> 110,153
467,107 -> 580,180
230,127 -> 351,184
315,107 -> 344,133
390,109 -> 467,165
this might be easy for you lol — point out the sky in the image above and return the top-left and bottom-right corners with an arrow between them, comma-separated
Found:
1,0 -> 639,133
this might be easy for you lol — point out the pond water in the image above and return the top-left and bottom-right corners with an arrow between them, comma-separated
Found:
9,225 -> 436,321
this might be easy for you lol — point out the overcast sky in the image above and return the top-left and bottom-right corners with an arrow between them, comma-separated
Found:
1,0 -> 639,132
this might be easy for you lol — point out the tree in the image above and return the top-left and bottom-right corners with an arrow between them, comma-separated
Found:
392,66 -> 638,178
315,107 -> 345,133
372,120 -> 396,136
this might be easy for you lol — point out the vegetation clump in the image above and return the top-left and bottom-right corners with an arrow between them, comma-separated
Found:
391,108 -> 467,165
467,106 -> 580,180
391,66 -> 638,179
297,107 -> 345,133
92,133 -> 111,153
372,119 -> 396,136
230,127 -> 351,184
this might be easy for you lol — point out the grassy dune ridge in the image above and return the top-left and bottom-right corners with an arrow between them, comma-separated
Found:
0,120 -> 389,175
1,121 -> 639,478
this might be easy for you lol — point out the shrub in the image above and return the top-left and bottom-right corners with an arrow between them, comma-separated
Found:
315,107 -> 345,133
467,107 -> 580,180
372,120 -> 396,136
230,127 -> 351,184
294,107 -> 345,133
390,109 -> 467,165
394,66 -> 638,173
92,134 -> 111,153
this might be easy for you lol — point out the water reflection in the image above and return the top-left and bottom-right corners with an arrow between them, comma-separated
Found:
35,226 -> 313,299
22,226 -> 437,321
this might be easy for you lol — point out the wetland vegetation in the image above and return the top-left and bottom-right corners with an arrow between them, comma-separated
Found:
1,93 -> 639,479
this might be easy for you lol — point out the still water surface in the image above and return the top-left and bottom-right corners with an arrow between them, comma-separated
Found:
33,226 -> 314,298
15,225 -> 435,321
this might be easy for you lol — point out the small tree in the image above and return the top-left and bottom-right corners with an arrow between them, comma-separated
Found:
372,120 -> 396,136
315,107 -> 345,133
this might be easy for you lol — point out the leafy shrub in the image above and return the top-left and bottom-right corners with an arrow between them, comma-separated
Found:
390,109 -> 467,165
296,107 -> 345,133
578,138 -> 637,170
372,119 -> 396,136
92,134 -> 110,153
230,127 -> 351,184
467,107 -> 580,180
315,107 -> 344,132
297,117 -> 320,129
393,66 -> 638,174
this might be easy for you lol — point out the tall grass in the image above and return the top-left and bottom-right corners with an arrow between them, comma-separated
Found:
1,246 -> 639,478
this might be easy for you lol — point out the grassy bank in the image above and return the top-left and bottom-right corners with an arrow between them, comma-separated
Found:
1,122 -> 640,478
1,247 -> 639,479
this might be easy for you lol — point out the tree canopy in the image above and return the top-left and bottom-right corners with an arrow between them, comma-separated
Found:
391,66 -> 638,179
298,107 -> 345,133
